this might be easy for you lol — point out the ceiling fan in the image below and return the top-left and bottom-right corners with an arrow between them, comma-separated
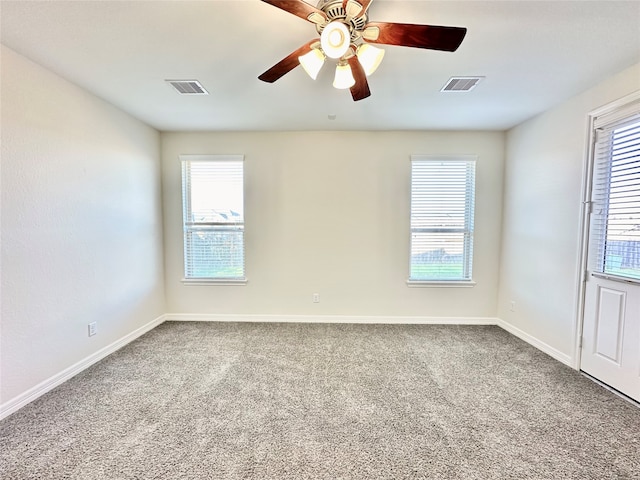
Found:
258,0 -> 467,101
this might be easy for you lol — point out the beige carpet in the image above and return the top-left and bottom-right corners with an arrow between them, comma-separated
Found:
1,321 -> 639,479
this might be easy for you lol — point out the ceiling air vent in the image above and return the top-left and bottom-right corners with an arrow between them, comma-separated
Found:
441,77 -> 484,92
166,80 -> 209,95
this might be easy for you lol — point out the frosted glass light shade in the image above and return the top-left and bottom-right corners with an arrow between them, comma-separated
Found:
356,44 -> 385,76
321,21 -> 351,59
333,63 -> 355,89
298,49 -> 326,80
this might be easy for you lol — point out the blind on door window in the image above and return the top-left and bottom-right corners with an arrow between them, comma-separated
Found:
181,156 -> 245,280
410,156 -> 476,281
591,110 -> 640,280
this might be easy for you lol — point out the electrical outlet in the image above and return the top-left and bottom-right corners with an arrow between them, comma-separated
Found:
88,322 -> 97,337
510,301 -> 516,312
313,293 -> 320,303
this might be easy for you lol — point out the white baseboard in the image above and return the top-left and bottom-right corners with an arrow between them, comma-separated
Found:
0,314 -> 166,420
495,318 -> 573,367
165,313 -> 499,325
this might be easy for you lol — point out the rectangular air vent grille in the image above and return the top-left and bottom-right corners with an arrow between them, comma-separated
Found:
441,77 -> 484,92
166,80 -> 209,95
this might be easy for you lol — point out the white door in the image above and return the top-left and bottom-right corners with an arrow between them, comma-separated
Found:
581,110 -> 640,403
582,276 -> 640,401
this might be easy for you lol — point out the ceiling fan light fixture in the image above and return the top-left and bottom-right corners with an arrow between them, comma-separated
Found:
299,48 -> 326,80
320,21 -> 351,59
356,43 -> 385,76
333,62 -> 356,89
258,0 -> 468,102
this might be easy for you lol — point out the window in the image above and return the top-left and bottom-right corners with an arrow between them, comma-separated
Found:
590,103 -> 640,280
181,155 -> 245,283
409,156 -> 476,283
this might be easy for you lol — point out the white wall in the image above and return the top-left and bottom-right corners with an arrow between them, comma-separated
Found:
162,131 -> 504,319
0,46 -> 166,408
498,63 -> 640,363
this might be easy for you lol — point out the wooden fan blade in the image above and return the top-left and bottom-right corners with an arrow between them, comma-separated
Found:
258,40 -> 317,83
364,22 -> 467,52
261,0 -> 327,24
347,56 -> 371,101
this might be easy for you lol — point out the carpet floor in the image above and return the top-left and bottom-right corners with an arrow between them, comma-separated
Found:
1,322 -> 639,479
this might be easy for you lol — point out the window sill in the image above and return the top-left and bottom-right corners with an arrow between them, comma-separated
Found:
182,278 -> 247,286
406,280 -> 476,288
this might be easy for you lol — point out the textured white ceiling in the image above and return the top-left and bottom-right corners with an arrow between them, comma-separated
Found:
2,0 -> 639,131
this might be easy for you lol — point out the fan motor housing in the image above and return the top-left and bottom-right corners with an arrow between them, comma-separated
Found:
316,0 -> 368,38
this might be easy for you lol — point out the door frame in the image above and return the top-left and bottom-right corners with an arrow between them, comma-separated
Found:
574,90 -> 640,371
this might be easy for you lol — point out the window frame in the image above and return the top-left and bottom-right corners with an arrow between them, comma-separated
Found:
407,155 -> 477,287
589,104 -> 640,282
180,154 -> 247,286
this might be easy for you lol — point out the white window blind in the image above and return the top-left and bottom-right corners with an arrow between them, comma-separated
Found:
410,156 -> 476,282
591,109 -> 640,280
181,155 -> 245,281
